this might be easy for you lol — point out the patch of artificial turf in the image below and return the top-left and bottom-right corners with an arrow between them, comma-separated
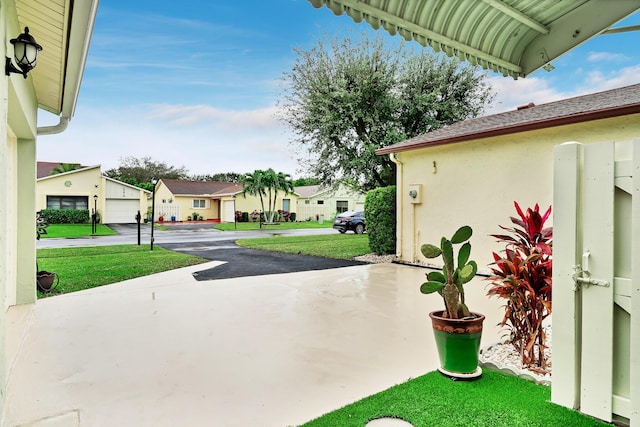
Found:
300,370 -> 610,427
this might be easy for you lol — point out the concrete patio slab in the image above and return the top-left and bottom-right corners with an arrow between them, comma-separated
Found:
4,262 -> 503,427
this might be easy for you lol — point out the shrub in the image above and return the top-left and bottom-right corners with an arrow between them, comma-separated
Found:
40,209 -> 90,224
365,186 -> 396,255
235,210 -> 243,222
249,210 -> 261,222
277,210 -> 291,222
487,202 -> 552,371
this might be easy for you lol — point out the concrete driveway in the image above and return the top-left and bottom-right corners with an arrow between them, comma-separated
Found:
5,261 -> 503,427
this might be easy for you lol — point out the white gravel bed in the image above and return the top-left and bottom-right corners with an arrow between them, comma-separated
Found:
354,253 -> 397,263
479,325 -> 552,385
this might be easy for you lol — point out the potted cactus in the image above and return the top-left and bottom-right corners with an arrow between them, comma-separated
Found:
420,225 -> 485,379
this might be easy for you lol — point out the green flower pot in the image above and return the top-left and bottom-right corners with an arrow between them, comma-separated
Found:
429,310 -> 485,379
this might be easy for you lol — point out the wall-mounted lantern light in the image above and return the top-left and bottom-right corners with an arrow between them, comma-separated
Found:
5,27 -> 42,78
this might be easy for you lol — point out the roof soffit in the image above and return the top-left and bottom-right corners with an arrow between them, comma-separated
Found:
308,0 -> 640,78
15,0 -> 98,117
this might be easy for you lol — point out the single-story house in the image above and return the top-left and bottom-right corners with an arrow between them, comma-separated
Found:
377,83 -> 640,267
154,179 -> 299,222
295,184 -> 366,221
0,0 -> 98,416
36,163 -> 150,224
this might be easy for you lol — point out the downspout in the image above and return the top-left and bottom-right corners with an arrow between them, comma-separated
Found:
389,153 -> 403,259
37,116 -> 70,135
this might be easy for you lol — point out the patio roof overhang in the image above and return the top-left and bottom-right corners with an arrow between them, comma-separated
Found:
308,0 -> 640,78
15,0 -> 99,119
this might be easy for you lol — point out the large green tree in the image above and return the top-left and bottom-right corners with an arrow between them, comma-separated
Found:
279,34 -> 494,191
105,156 -> 189,190
190,172 -> 243,182
241,169 -> 294,223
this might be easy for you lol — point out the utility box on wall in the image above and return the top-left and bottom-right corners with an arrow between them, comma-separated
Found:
408,184 -> 422,204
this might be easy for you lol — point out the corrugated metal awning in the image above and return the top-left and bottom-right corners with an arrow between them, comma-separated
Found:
308,0 -> 640,78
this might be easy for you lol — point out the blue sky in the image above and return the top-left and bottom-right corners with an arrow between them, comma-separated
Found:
37,1 -> 640,178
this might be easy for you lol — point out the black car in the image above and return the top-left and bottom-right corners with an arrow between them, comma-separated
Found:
333,210 -> 366,234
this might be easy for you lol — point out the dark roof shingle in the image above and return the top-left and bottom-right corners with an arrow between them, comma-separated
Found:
377,83 -> 640,155
161,179 -> 241,196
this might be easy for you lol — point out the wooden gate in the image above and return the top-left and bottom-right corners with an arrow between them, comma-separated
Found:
553,140 -> 639,425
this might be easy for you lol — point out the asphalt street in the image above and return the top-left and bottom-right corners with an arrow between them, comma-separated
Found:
38,222 -> 368,280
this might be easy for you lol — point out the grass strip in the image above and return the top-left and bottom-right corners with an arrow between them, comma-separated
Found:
300,370 -> 609,427
41,224 -> 118,238
237,234 -> 370,259
214,221 -> 333,231
36,244 -> 207,297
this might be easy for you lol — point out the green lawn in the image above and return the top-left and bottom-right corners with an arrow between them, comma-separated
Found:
36,245 -> 207,297
214,220 -> 333,231
301,370 -> 609,427
41,223 -> 118,238
237,234 -> 370,259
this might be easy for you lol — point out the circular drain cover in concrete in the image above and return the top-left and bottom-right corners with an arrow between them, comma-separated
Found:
365,418 -> 414,427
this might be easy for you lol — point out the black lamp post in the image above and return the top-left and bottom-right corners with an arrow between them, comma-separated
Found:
92,195 -> 98,234
5,27 -> 42,78
150,178 -> 158,251
233,195 -> 237,230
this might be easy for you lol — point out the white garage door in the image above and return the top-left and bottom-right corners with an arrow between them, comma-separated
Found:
105,199 -> 140,224
222,200 -> 235,222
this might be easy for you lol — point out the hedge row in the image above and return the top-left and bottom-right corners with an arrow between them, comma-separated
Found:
234,210 -> 296,222
39,209 -> 91,224
365,186 -> 396,255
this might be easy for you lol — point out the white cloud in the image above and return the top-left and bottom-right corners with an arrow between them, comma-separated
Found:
483,76 -> 568,115
37,105 -> 299,176
484,65 -> 640,116
144,104 -> 282,129
579,65 -> 640,93
587,51 -> 630,62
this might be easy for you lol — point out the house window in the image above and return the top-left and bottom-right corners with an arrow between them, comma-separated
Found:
46,196 -> 89,210
336,200 -> 348,213
317,200 -> 324,205
193,199 -> 206,208
305,200 -> 310,205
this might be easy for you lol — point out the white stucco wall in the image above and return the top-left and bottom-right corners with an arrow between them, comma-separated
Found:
394,114 -> 640,269
1,0 -> 41,417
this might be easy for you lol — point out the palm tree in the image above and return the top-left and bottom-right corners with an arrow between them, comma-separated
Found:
241,170 -> 268,220
241,169 -> 294,223
50,163 -> 79,175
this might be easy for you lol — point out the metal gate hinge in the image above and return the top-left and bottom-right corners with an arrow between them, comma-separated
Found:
572,251 -> 610,291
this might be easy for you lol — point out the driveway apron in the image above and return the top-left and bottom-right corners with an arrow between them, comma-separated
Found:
160,240 -> 368,280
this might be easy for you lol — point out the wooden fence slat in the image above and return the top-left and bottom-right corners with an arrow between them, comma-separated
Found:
631,139 -> 640,425
580,142 -> 615,422
552,142 -> 582,409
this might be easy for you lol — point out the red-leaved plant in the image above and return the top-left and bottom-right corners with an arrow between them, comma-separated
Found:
486,202 -> 552,372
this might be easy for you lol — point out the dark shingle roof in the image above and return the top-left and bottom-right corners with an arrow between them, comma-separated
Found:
377,83 -> 640,155
161,179 -> 241,196
37,161 -> 83,178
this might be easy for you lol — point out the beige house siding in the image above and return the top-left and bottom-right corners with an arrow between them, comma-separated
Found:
37,167 -> 102,211
155,179 -> 298,222
235,191 -> 297,217
36,167 -> 149,224
296,185 -> 366,221
395,114 -> 640,268
154,182 -> 220,221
